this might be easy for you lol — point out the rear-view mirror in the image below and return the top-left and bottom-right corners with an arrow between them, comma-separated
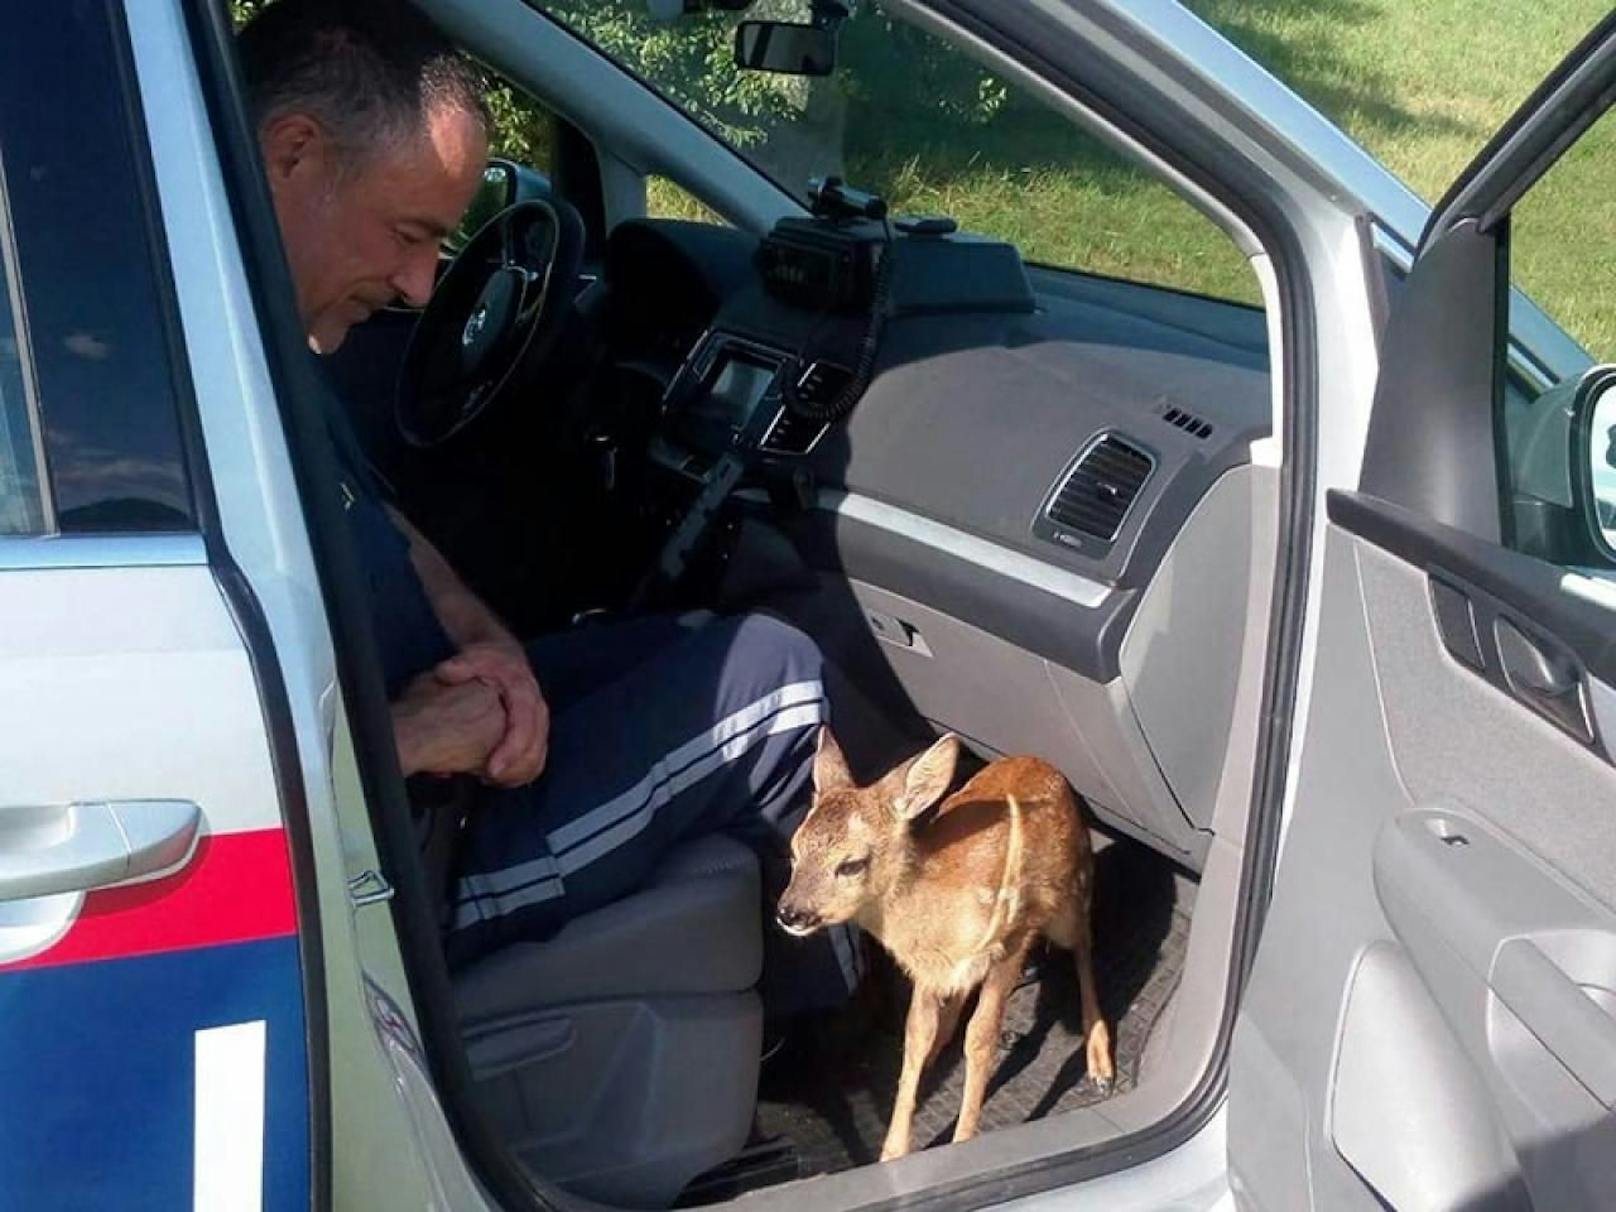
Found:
734,21 -> 839,76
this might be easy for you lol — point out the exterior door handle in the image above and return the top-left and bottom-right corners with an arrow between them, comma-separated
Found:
0,800 -> 201,903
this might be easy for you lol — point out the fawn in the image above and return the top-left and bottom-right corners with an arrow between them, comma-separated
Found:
777,726 -> 1113,1161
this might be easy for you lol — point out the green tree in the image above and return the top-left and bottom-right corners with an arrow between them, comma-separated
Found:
228,1 -> 1008,195
229,0 -> 555,161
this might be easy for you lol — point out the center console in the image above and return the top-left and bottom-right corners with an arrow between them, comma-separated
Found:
651,333 -> 853,480
628,187 -> 1036,605
667,335 -> 789,456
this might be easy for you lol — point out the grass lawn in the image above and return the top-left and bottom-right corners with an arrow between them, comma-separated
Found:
1188,0 -> 1616,357
646,0 -> 1615,355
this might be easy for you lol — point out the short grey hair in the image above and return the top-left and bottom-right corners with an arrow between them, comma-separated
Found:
239,0 -> 490,169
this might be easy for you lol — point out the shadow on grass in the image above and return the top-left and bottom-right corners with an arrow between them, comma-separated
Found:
827,0 -> 1486,210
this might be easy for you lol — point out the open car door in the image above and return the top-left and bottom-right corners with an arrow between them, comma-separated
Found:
0,5 -> 320,1208
1229,14 -> 1616,1211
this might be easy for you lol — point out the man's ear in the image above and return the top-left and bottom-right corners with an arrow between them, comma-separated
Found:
260,112 -> 331,191
813,726 -> 854,792
894,734 -> 960,822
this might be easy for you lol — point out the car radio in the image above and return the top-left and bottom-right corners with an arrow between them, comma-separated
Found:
754,216 -> 884,313
755,175 -> 893,312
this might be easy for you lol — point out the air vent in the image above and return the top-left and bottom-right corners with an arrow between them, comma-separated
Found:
759,407 -> 828,456
1162,406 -> 1214,440
1044,434 -> 1153,542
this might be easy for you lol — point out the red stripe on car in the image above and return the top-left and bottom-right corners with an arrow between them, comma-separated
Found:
1,829 -> 299,971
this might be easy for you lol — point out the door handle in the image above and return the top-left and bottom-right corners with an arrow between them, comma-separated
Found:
0,800 -> 201,903
1491,937 -> 1616,1108
1494,617 -> 1593,742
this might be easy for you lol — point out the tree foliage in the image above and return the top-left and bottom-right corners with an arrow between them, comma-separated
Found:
229,1 -> 1007,181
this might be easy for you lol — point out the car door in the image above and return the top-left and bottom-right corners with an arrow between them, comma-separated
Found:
0,6 -> 319,1209
1228,13 -> 1616,1212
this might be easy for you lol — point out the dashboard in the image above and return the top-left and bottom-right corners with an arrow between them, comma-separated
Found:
593,214 -> 1274,870
601,216 -> 1271,674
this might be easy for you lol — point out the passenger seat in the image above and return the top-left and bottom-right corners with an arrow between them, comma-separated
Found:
451,834 -> 764,1208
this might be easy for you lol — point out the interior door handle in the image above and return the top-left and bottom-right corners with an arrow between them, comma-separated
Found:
0,800 -> 201,903
1491,937 -> 1616,1108
1494,617 -> 1593,742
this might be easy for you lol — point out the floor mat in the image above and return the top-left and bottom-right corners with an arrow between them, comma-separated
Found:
751,832 -> 1193,1176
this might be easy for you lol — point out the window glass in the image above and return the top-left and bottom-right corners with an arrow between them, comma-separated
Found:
1184,0 -> 1609,205
0,218 -> 44,535
1495,106 -> 1616,566
485,81 -> 558,174
532,0 -> 1259,305
0,3 -> 194,532
449,83 -> 563,254
1511,109 -> 1616,366
647,177 -> 729,225
1188,0 -> 1614,563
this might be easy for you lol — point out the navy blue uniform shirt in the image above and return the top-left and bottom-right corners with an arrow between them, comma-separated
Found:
327,414 -> 456,698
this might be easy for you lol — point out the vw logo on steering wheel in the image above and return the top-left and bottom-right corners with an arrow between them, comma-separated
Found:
462,305 -> 489,349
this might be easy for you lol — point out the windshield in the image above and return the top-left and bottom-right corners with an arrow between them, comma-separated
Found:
534,1 -> 955,202
526,0 -> 1259,304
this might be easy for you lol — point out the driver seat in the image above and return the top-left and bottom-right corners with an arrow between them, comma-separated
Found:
447,830 -> 764,1208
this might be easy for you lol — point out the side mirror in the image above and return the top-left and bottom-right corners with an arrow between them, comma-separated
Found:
445,160 -> 519,255
1571,365 -> 1616,556
734,20 -> 839,76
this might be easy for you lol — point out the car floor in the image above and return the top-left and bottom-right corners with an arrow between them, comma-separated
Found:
705,831 -> 1194,1190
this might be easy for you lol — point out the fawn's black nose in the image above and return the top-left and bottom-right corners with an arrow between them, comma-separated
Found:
775,903 -> 821,935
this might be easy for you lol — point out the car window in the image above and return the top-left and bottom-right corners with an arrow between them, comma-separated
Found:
648,177 -> 729,225
1494,106 -> 1616,567
1202,0 -> 1616,564
1510,107 -> 1616,368
0,218 -> 44,535
443,88 -> 565,255
1184,0 -> 1609,205
0,5 -> 196,533
485,80 -> 558,176
531,0 -> 1259,306
1185,3 -> 1610,398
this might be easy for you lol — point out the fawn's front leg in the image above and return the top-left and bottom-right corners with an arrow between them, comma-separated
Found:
881,985 -> 944,1161
953,938 -> 1030,1144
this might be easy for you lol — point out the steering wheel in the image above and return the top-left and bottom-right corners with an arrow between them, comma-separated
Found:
396,197 -> 585,447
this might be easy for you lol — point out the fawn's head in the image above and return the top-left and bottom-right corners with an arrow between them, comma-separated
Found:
776,727 -> 960,936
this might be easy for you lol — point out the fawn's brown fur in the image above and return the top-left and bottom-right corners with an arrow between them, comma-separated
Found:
777,727 -> 1113,1160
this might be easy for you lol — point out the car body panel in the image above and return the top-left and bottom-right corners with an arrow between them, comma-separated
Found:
124,1 -> 499,1206
0,554 -> 311,1206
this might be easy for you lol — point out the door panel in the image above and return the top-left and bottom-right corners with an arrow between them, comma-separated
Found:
1231,13 -> 1616,1209
1232,509 -> 1616,1210
0,557 -> 311,1209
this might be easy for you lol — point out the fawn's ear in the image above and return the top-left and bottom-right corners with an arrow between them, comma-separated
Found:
813,726 -> 855,792
894,733 -> 960,822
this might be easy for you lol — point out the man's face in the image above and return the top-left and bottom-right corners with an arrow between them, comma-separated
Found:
262,104 -> 487,353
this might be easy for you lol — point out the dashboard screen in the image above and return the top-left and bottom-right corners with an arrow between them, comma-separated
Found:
694,353 -> 778,430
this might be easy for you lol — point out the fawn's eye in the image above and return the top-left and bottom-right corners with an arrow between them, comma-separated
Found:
835,856 -> 869,878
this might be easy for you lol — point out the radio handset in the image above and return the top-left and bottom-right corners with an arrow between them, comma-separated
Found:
629,448 -> 747,611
